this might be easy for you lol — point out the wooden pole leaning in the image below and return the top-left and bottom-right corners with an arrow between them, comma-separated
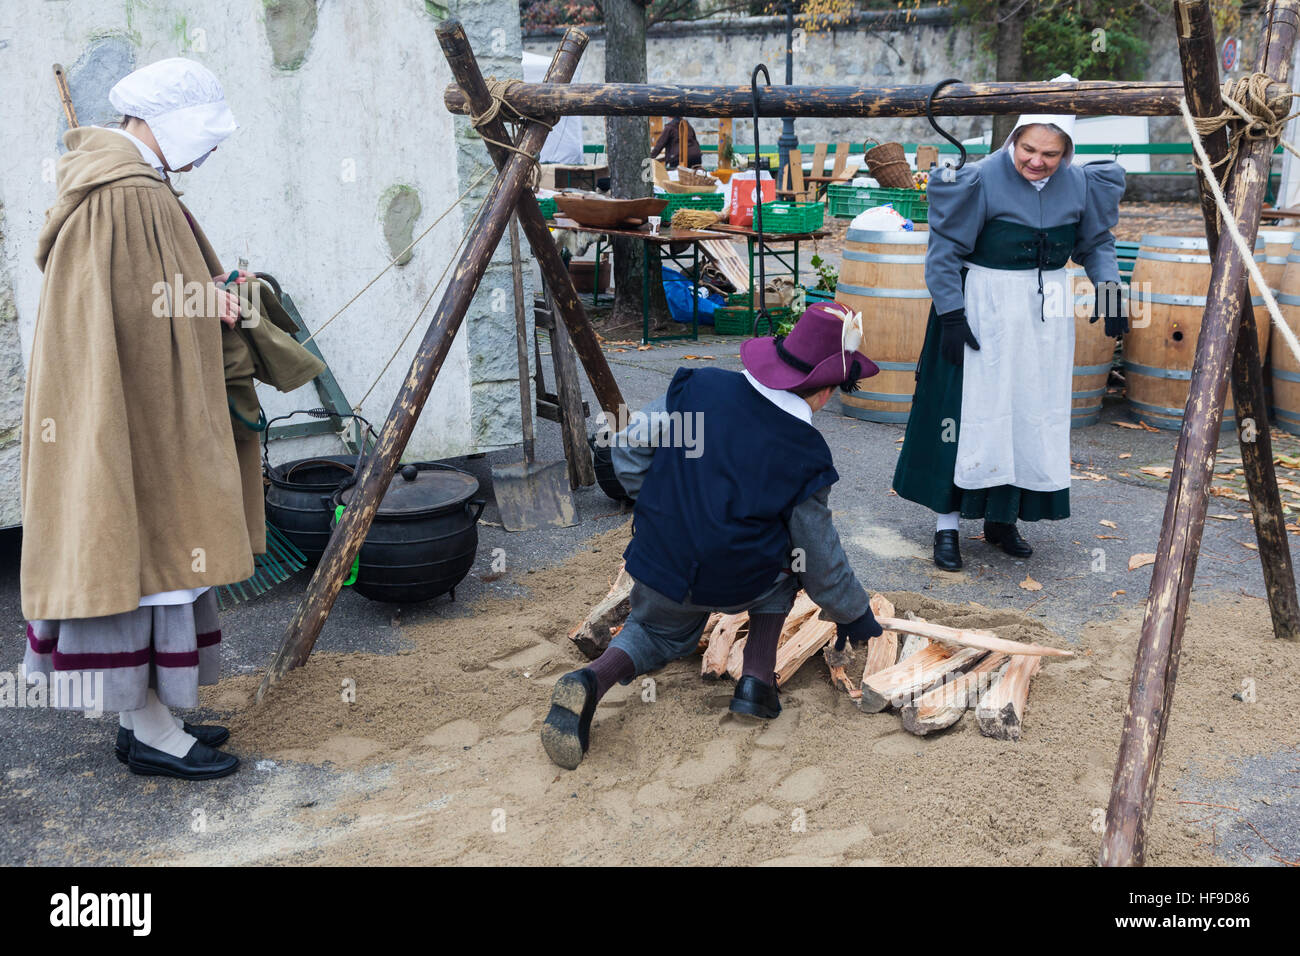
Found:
254,24 -> 589,701
1101,0 -> 1300,866
437,21 -> 625,420
1176,0 -> 1300,643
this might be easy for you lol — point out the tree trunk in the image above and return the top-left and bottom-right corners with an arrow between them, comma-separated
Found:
991,0 -> 1027,150
604,0 -> 670,328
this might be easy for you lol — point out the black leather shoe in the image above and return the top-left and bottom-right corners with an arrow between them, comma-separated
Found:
126,738 -> 239,780
984,520 -> 1033,558
933,529 -> 962,571
115,723 -> 230,764
542,669 -> 599,770
729,675 -> 782,719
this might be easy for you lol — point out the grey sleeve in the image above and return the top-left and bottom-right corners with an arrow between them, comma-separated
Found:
786,486 -> 871,624
923,163 -> 986,316
609,394 -> 669,501
1074,161 -> 1126,285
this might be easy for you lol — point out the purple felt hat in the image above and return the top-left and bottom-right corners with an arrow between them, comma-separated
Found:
740,302 -> 879,392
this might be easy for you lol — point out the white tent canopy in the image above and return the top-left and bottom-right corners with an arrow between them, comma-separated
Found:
522,50 -> 585,165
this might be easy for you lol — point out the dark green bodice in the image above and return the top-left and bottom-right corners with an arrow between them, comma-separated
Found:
966,218 -> 1077,271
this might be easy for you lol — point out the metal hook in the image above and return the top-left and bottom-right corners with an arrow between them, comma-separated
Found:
751,64 -> 772,338
926,78 -> 967,170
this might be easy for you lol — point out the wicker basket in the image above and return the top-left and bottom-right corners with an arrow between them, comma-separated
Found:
865,142 -> 914,189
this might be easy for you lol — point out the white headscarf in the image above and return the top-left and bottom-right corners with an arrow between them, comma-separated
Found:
1003,72 -> 1078,167
109,58 -> 237,170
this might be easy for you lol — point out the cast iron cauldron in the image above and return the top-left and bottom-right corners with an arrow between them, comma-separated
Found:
332,462 -> 485,604
265,454 -> 357,565
262,411 -> 374,565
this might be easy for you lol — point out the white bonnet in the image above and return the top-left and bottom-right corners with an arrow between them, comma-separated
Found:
109,58 -> 237,169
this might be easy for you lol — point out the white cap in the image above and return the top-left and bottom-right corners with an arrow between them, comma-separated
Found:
1004,72 -> 1078,165
109,58 -> 237,170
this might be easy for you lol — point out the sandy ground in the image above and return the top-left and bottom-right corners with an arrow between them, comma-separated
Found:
118,520 -> 1297,867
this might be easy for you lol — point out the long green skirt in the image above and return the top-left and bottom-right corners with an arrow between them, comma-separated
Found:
890,305 -> 1070,523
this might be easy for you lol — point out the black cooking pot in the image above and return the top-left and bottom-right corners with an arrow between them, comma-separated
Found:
332,462 -> 485,604
262,411 -> 374,565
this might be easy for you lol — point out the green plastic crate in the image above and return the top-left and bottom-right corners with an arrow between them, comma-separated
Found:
712,305 -> 793,336
756,201 -> 824,234
660,190 -> 726,220
537,196 -> 557,219
826,183 -> 928,222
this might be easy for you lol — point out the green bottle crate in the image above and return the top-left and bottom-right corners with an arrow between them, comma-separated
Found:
756,201 -> 824,233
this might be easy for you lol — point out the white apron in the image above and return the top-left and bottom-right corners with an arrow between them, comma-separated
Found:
954,263 -> 1074,492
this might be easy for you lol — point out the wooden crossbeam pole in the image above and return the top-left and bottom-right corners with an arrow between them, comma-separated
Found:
443,79 -> 1292,119
1172,1 -> 1300,644
1102,0 -> 1300,866
437,21 -> 625,420
254,24 -> 588,700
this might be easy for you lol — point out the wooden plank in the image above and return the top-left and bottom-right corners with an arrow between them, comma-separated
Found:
697,239 -> 750,292
545,289 -> 596,489
858,644 -> 985,714
975,654 -> 1042,741
568,563 -> 633,659
877,616 -> 1073,658
900,653 -> 1009,736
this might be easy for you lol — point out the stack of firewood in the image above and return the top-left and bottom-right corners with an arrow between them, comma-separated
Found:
568,569 -> 1070,741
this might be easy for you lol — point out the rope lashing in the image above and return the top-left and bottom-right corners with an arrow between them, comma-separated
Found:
1178,92 -> 1300,371
469,77 -> 556,190
1188,72 -> 1300,184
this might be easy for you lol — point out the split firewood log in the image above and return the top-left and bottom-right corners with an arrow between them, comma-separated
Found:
696,612 -> 724,653
976,654 -> 1042,741
726,634 -> 748,681
775,616 -> 837,686
876,617 -> 1072,658
863,594 -> 901,678
898,633 -> 929,662
900,653 -> 1009,736
569,563 -> 633,659
701,613 -> 748,679
858,645 -> 986,714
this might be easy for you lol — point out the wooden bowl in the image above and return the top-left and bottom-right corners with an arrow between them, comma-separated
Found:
554,195 -> 669,229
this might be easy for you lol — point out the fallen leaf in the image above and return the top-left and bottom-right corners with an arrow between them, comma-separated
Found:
1241,541 -> 1259,551
611,348 -> 627,352
1071,471 -> 1109,481
1140,466 -> 1173,478
1117,471 -> 1131,477
1096,534 -> 1122,539
1113,421 -> 1145,430
637,344 -> 652,351
1019,574 -> 1043,592
1207,513 -> 1240,521
1118,453 -> 1132,459
682,354 -> 716,360
1129,553 -> 1157,571
1100,519 -> 1118,529
1111,589 -> 1127,598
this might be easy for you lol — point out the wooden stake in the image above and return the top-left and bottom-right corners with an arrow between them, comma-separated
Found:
1175,0 -> 1300,643
1103,0 -> 1300,865
437,22 -> 626,420
876,616 -> 1073,658
975,654 -> 1042,741
254,25 -> 590,700
901,653 -> 1010,736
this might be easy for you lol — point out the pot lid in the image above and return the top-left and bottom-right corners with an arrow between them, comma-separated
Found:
338,463 -> 479,518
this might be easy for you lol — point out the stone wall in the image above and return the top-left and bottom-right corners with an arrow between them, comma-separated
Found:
0,0 -> 530,526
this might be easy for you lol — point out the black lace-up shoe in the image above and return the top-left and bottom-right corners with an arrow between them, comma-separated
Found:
542,669 -> 599,770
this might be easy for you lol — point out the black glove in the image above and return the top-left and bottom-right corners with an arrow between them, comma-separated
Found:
938,308 -> 980,366
1092,280 -> 1128,337
833,606 -> 884,652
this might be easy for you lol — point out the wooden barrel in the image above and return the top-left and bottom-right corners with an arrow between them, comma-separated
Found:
1126,234 -> 1270,430
1260,229 -> 1298,290
1272,250 -> 1300,434
835,227 -> 930,423
1068,269 -> 1115,428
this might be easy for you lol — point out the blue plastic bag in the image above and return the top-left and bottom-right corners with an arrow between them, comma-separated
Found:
661,266 -> 725,325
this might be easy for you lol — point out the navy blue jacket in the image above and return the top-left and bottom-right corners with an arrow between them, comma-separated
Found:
621,367 -> 839,606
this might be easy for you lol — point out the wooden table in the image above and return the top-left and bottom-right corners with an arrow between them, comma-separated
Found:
550,218 -> 731,343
